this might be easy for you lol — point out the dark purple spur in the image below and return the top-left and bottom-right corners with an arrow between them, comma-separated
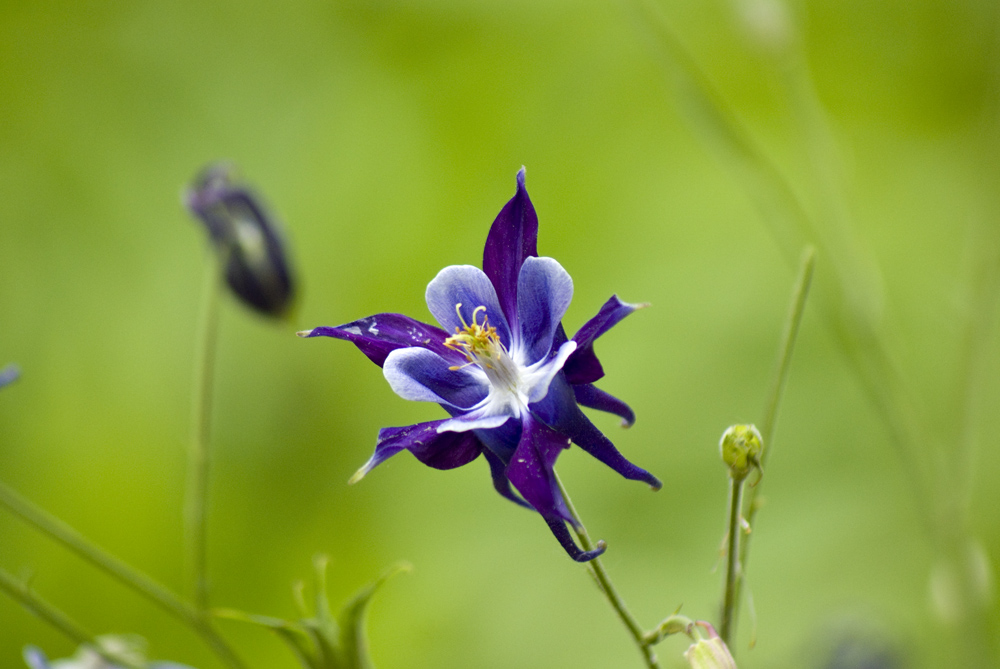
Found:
300,168 -> 660,561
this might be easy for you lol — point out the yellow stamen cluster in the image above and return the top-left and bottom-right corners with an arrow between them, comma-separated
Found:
444,304 -> 503,370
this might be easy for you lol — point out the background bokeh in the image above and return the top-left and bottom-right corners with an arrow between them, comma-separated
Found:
1,0 -> 999,667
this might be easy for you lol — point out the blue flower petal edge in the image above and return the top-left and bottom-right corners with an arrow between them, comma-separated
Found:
300,168 -> 660,562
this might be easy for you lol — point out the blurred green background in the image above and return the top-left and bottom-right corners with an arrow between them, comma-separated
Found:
2,0 -> 999,667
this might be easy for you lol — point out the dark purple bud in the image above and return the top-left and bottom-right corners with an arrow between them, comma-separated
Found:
185,163 -> 295,318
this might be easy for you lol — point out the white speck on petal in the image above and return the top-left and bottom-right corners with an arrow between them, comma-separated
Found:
368,322 -> 380,335
343,326 -> 363,336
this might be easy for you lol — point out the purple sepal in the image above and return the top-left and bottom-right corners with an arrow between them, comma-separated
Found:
474,419 -> 522,463
483,167 -> 538,330
482,447 -> 532,509
572,383 -> 636,427
544,516 -> 607,563
562,350 -> 605,386
371,420 -> 483,472
505,416 -> 574,525
532,375 -> 661,490
301,314 -> 463,368
564,295 -> 645,385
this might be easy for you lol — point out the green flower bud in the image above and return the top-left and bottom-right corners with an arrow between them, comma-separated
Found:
719,424 -> 762,481
684,623 -> 738,669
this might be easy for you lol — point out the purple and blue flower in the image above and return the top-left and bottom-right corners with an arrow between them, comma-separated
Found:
300,168 -> 660,561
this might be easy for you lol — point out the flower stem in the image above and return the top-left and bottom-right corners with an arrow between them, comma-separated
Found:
555,472 -> 660,669
718,476 -> 745,647
730,247 -> 815,642
187,253 -> 222,613
0,567 -> 143,669
0,480 -> 247,669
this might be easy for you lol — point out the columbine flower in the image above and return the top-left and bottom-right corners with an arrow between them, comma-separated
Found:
185,162 -> 296,317
300,168 -> 660,561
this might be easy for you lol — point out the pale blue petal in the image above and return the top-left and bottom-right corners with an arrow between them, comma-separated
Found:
436,411 -> 512,434
383,347 -> 488,409
524,340 -> 577,404
516,257 -> 573,364
425,265 -> 512,347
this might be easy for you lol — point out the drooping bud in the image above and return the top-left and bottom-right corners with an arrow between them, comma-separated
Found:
185,163 -> 296,317
719,424 -> 762,481
643,613 -> 695,646
684,622 -> 738,669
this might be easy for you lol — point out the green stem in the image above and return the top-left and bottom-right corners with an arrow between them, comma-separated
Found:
726,247 -> 813,642
635,0 -> 938,528
756,247 -> 815,472
187,253 -> 222,613
718,476 -> 744,647
0,480 -> 247,669
555,472 -> 659,669
0,567 -> 144,669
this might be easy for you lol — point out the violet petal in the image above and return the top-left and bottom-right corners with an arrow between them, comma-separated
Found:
531,375 -> 661,490
482,447 -> 532,509
353,419 -> 482,482
516,257 -> 574,364
562,350 -> 604,385
544,516 -> 607,563
299,314 -> 462,367
383,347 -> 488,409
572,383 -> 636,427
564,295 -> 646,385
483,167 -> 538,330
425,265 -> 513,348
505,415 -> 574,524
474,419 -> 523,463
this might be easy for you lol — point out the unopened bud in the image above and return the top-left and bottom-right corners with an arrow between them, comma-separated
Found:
719,424 -> 762,481
685,623 -> 738,669
185,162 -> 296,318
644,613 -> 694,645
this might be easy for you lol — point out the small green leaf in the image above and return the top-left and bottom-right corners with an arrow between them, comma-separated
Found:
213,608 -> 318,669
337,563 -> 411,669
312,554 -> 338,640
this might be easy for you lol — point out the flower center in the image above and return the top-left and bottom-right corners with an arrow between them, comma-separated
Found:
444,304 -> 522,394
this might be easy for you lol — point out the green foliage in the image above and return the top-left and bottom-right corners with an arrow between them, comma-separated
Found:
214,558 -> 408,669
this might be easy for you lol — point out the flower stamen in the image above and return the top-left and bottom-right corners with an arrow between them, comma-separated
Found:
444,303 -> 504,368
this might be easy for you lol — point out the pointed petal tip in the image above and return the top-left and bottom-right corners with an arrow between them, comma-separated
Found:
647,475 -> 663,492
296,329 -> 314,338
620,417 -> 635,429
574,539 -> 607,563
517,166 -> 526,187
347,466 -> 369,485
